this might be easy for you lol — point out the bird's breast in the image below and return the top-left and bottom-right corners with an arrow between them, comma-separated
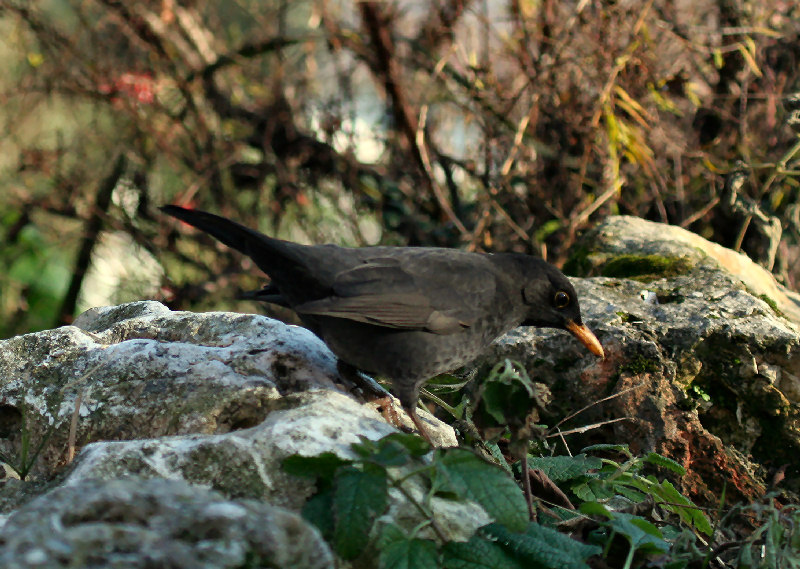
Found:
313,313 -> 519,381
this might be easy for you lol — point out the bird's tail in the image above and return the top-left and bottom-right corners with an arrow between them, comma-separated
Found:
160,205 -> 291,271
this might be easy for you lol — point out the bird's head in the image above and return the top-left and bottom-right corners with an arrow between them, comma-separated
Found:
513,256 -> 605,358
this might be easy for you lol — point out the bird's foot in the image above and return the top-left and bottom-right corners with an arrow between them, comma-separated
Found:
406,407 -> 436,445
336,360 -> 391,401
370,395 -> 415,434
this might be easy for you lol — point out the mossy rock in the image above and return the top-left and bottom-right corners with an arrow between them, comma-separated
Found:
620,355 -> 661,375
599,254 -> 693,281
565,249 -> 694,281
756,293 -> 785,319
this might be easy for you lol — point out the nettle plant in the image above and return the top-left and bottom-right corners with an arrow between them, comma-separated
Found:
283,432 -> 717,569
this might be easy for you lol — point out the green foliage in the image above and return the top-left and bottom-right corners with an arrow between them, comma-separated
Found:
0,219 -> 71,338
378,524 -> 439,569
463,359 -> 552,466
528,446 -> 717,569
283,434 -> 601,568
432,448 -> 528,531
525,454 -> 603,482
282,365 -> 798,569
441,533 -> 523,569
571,444 -> 713,537
484,522 -> 601,569
722,498 -> 800,569
282,434 -> 766,568
334,464 -> 389,558
472,360 -> 548,428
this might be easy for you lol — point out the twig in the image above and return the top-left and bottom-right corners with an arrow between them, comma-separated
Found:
548,417 -> 631,438
66,389 -> 84,464
360,2 -> 468,237
733,215 -> 752,252
549,383 -> 647,434
417,106 -> 469,236
681,196 -> 720,227
385,468 -> 448,542
759,137 -> 800,196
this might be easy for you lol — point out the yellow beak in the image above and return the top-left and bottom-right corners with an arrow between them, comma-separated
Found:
565,320 -> 605,358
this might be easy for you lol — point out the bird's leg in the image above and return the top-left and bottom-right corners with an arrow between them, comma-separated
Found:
404,405 -> 435,445
335,360 -> 359,392
337,361 -> 434,443
336,360 -> 391,400
337,360 -> 415,434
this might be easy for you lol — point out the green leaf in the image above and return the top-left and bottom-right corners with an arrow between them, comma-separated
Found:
355,439 -> 411,467
605,512 -> 669,554
433,448 -> 528,532
351,436 -> 381,457
643,452 -> 686,475
389,432 -> 434,456
378,524 -> 439,569
713,48 -> 724,69
534,219 -> 562,242
525,455 -> 602,482
485,360 -> 536,392
482,523 -> 601,569
350,434 -> 431,469
649,480 -> 713,536
474,360 -> 543,428
480,379 -> 528,425
282,452 -> 349,480
571,482 -> 593,502
442,533 -> 524,569
629,517 -> 665,539
302,489 -> 335,540
581,443 -> 632,458
579,501 -> 613,519
615,485 -> 648,504
352,433 -> 430,463
572,479 -> 615,502
333,464 -> 389,559
425,372 -> 473,392
376,523 -> 406,548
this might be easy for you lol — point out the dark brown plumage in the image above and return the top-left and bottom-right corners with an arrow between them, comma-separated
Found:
161,205 -> 604,441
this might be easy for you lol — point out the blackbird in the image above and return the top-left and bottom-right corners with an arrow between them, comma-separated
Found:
161,205 -> 604,441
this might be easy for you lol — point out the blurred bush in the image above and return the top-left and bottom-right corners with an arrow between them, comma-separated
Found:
0,0 -> 798,337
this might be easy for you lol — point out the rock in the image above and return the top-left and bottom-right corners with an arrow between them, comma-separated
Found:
565,215 -> 800,323
485,215 -> 800,504
0,301 -> 455,484
0,477 -> 334,569
60,388 -> 486,543
63,390 -> 395,509
0,301 -> 477,567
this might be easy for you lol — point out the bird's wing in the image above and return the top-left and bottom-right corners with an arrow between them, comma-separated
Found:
293,255 -> 497,334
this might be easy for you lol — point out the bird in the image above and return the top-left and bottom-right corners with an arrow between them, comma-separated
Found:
161,205 -> 604,442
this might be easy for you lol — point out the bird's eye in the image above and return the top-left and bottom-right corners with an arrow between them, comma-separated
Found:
554,291 -> 570,308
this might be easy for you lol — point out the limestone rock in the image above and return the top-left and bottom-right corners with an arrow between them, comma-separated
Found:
483,216 -> 800,503
0,477 -> 334,569
0,301 -> 454,485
